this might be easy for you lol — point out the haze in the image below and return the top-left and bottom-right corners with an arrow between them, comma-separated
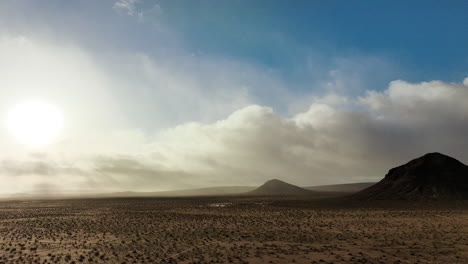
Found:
0,0 -> 467,195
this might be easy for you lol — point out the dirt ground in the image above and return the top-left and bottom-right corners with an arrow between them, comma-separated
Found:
0,197 -> 466,264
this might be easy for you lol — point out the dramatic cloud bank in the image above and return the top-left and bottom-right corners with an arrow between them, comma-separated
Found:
145,78 -> 468,187
2,76 -> 467,193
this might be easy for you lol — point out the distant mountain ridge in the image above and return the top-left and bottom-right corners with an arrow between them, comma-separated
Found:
112,186 -> 256,197
353,153 -> 468,200
305,182 -> 375,193
4,181 -> 377,199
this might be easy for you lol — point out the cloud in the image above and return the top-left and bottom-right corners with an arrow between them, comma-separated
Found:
113,0 -> 162,25
1,78 -> 467,193
143,77 -> 468,187
0,154 -> 195,193
0,32 -> 282,156
113,0 -> 140,16
0,9 -> 466,193
92,156 -> 195,190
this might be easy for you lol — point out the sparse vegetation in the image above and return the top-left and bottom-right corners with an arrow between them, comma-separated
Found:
0,197 -> 466,263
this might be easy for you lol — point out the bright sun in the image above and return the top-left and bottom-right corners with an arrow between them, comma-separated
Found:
6,101 -> 64,147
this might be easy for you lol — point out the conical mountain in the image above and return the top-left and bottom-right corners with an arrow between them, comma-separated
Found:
248,179 -> 314,196
353,153 -> 468,200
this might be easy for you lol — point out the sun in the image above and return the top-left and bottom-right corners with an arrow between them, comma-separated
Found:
6,101 -> 64,147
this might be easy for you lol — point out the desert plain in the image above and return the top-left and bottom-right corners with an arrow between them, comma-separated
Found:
0,197 -> 466,264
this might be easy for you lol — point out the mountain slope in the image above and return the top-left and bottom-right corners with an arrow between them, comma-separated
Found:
353,153 -> 468,200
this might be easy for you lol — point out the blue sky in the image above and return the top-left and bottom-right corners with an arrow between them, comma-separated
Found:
3,0 -> 467,93
0,1 -> 467,192
134,0 -> 467,82
149,0 -> 468,82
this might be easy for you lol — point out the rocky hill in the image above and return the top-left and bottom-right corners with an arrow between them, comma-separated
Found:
353,153 -> 468,200
247,179 -> 315,196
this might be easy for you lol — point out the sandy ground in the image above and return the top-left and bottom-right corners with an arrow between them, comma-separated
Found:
0,197 -> 466,264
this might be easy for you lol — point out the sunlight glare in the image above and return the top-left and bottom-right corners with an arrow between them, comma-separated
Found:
6,101 -> 64,147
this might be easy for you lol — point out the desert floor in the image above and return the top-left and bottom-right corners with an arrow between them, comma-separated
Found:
0,197 -> 466,264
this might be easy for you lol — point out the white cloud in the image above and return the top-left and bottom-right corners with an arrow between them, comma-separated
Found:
359,79 -> 468,124
293,103 -> 336,128
113,0 -> 163,26
2,59 -> 467,192
113,0 -> 140,16
139,77 -> 468,188
0,32 -> 268,157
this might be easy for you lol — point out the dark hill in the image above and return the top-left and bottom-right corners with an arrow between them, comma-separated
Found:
353,153 -> 468,200
247,179 -> 314,196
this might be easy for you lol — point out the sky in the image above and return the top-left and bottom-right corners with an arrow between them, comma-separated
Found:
0,0 -> 467,194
